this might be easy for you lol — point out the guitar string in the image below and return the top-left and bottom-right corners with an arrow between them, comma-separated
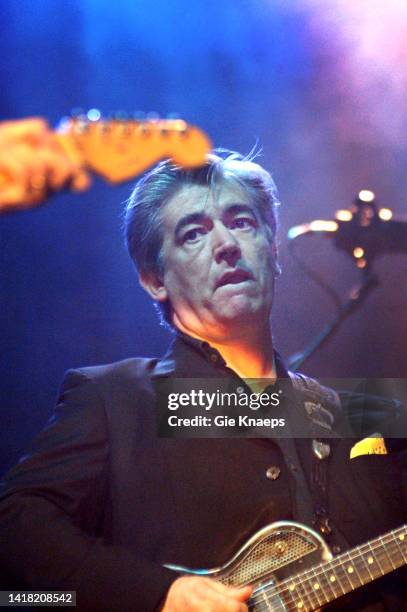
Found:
251,537 -> 406,611
249,528 -> 407,611
252,541 -> 399,612
250,536 -> 406,612
252,544 -> 398,610
254,526 -> 406,597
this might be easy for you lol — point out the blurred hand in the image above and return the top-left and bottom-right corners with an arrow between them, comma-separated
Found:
162,576 -> 253,611
0,117 -> 91,211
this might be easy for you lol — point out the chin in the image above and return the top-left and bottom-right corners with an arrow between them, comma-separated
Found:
214,300 -> 262,325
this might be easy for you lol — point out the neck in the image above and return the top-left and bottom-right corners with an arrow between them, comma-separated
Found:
177,318 -> 275,380
210,328 -> 275,381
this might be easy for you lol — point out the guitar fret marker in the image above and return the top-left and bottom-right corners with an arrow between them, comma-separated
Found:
211,522 -> 407,611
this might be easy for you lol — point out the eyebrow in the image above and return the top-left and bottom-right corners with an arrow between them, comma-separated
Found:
174,212 -> 206,238
174,203 -> 257,238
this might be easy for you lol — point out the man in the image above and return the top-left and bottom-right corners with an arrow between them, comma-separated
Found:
0,151 -> 406,611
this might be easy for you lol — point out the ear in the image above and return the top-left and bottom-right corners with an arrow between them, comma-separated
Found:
139,271 -> 168,302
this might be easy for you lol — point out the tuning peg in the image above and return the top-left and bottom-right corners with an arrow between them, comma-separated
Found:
132,111 -> 145,122
57,116 -> 72,132
70,109 -> 89,133
137,123 -> 151,137
87,108 -> 101,122
112,111 -> 128,121
172,119 -> 188,135
71,107 -> 86,119
146,111 -> 160,121
98,118 -> 112,134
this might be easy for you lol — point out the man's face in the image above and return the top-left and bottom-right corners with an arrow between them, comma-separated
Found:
143,181 -> 278,341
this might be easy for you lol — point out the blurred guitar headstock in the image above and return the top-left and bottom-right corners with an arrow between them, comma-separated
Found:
57,111 -> 212,183
0,111 -> 212,212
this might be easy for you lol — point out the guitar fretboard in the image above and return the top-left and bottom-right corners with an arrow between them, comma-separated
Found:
251,525 -> 407,611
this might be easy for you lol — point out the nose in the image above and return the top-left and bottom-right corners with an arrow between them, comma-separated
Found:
212,223 -> 241,266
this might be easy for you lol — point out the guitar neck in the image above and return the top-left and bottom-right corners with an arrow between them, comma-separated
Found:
256,525 -> 407,611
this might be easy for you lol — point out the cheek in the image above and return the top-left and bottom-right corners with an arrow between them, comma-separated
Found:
256,254 -> 277,293
166,251 -> 209,287
164,268 -> 199,305
252,240 -> 274,270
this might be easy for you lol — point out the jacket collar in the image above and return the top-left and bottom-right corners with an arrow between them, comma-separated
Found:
152,331 -> 288,380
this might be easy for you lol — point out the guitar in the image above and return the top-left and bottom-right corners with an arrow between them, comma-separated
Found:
165,520 -> 407,610
0,113 -> 212,210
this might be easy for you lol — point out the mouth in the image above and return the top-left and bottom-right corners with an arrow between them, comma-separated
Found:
215,269 -> 254,290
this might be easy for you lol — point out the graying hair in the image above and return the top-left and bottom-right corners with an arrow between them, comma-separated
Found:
124,149 -> 280,326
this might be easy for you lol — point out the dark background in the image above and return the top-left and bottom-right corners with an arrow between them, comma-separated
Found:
1,0 -> 406,473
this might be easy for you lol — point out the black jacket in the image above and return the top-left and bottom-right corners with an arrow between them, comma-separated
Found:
0,336 -> 406,610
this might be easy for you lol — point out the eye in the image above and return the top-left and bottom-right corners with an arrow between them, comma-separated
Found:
230,217 -> 257,230
181,227 -> 207,244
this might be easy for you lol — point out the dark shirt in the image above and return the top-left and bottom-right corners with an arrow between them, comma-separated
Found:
168,332 -> 317,526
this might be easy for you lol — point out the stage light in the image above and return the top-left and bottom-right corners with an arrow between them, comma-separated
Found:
378,208 -> 393,221
309,220 -> 338,232
87,108 -> 101,122
335,209 -> 353,221
353,247 -> 364,259
358,189 -> 375,203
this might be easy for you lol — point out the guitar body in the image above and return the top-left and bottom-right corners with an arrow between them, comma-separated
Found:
165,521 -> 332,610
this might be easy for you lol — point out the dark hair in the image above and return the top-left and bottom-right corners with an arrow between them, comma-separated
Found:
124,149 -> 280,325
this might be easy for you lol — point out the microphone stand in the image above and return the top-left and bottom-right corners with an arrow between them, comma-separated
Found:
287,271 -> 379,372
287,190 -> 406,372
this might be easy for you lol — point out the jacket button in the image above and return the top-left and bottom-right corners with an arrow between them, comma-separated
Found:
266,466 -> 281,480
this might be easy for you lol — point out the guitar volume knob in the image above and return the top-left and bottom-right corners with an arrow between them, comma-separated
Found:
274,540 -> 287,555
